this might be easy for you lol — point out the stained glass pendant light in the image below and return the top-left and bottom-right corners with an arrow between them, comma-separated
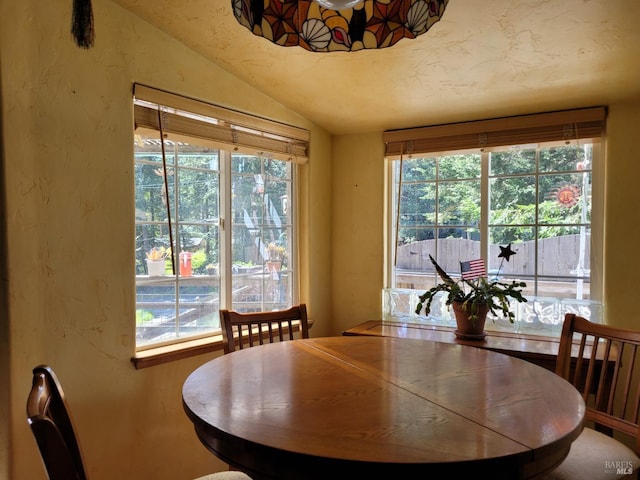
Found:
232,0 -> 448,52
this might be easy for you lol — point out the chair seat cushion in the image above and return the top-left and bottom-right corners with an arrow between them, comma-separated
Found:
196,472 -> 252,480
542,427 -> 639,479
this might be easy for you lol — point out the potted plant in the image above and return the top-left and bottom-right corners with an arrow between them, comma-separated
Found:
205,263 -> 218,276
266,242 -> 286,272
415,255 -> 527,340
146,247 -> 170,276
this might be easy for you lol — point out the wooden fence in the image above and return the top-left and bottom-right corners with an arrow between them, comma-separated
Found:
395,234 -> 590,277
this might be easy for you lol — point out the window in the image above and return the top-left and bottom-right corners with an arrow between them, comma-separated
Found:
133,85 -> 308,350
384,108 -> 605,334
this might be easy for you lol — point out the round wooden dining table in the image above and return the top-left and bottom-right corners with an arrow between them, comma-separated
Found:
182,336 -> 585,480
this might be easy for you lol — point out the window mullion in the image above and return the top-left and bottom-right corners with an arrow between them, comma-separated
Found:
289,164 -> 299,305
533,148 -> 540,297
172,143 -> 181,336
220,150 -> 232,310
480,151 -> 490,262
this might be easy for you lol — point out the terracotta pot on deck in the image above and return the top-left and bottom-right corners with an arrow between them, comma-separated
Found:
266,261 -> 281,273
452,301 -> 489,340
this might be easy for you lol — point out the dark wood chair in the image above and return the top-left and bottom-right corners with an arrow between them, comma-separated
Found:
27,365 -> 252,480
219,304 -> 309,354
542,314 -> 640,479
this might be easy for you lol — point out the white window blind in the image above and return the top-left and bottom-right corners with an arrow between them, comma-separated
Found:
384,107 -> 606,158
134,84 -> 309,163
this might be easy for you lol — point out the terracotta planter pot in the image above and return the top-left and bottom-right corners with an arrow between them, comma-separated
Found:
266,261 -> 281,273
452,301 -> 489,340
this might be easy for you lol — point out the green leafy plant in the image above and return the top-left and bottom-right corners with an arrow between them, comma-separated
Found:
415,255 -> 527,323
190,250 -> 208,272
136,309 -> 154,326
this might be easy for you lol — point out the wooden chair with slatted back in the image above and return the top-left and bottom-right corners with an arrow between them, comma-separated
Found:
219,304 -> 309,354
27,365 -> 252,480
542,314 -> 640,479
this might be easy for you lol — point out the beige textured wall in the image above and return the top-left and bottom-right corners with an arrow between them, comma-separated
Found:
602,100 -> 640,330
1,0 -> 331,479
330,133 -> 385,334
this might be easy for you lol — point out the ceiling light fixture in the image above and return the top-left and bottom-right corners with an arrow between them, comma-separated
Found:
314,0 -> 365,9
232,0 -> 448,52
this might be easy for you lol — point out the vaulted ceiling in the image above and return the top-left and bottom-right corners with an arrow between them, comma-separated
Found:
112,0 -> 640,134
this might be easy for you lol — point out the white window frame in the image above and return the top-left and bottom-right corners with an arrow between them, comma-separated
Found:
133,85 -> 307,352
383,108 -> 606,336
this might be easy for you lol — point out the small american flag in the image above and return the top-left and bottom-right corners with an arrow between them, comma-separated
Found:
460,259 -> 486,280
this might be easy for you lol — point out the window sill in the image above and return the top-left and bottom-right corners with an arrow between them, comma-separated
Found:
131,335 -> 224,369
131,319 -> 312,369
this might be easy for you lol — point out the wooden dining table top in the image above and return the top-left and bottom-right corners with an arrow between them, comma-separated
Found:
182,336 -> 585,480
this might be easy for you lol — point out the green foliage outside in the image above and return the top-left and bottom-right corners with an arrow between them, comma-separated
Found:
190,250 -> 208,273
135,142 -> 291,275
136,309 -> 154,326
397,144 -> 591,245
